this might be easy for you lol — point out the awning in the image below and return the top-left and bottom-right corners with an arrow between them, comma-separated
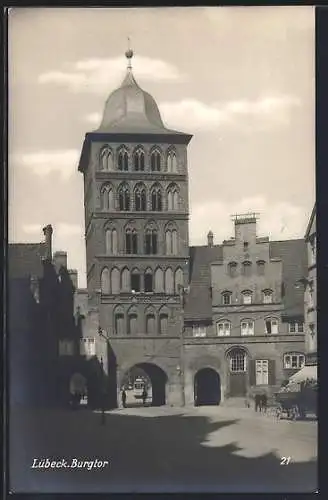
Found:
289,365 -> 317,383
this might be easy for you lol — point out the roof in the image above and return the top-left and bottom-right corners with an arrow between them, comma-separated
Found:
304,204 -> 316,241
8,243 -> 46,280
95,68 -> 187,136
184,239 -> 307,322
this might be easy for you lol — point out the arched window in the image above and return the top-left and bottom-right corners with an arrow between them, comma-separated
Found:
125,226 -> 138,254
151,148 -> 161,172
228,262 -> 238,277
133,146 -> 145,172
121,267 -> 130,292
217,321 -> 231,336
144,268 -> 153,293
100,184 -> 114,211
117,147 -> 129,171
165,224 -> 178,255
265,317 -> 279,334
159,307 -> 169,334
165,268 -> 174,294
145,222 -> 158,255
174,267 -> 184,294
242,290 -> 252,304
118,183 -> 130,211
151,184 -> 162,211
154,267 -> 164,293
134,183 -> 147,211
283,352 -> 305,369
167,184 -> 179,211
167,149 -> 178,173
113,306 -> 125,335
263,289 -> 273,304
257,260 -> 265,276
128,307 -> 138,335
240,319 -> 254,336
111,267 -> 120,294
222,291 -> 232,305
131,268 -> 141,293
145,307 -> 156,335
242,261 -> 252,277
105,228 -> 118,255
229,348 -> 247,372
100,267 -> 110,294
100,146 -> 113,171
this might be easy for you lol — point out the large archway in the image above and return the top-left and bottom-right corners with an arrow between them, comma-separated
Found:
194,368 -> 221,406
121,363 -> 168,407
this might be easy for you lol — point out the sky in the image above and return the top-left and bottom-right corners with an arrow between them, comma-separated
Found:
8,6 -> 315,288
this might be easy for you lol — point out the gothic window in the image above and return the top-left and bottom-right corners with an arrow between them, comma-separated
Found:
165,225 -> 178,255
100,184 -> 114,211
117,147 -> 129,171
174,267 -> 184,294
113,306 -> 125,335
167,184 -> 179,211
121,267 -> 130,293
159,308 -> 169,334
257,260 -> 265,276
100,267 -> 110,294
165,268 -> 174,294
151,148 -> 161,172
125,226 -> 138,254
118,183 -> 130,211
105,228 -> 118,255
133,146 -> 145,172
151,184 -> 162,211
146,313 -> 156,335
167,148 -> 178,173
128,307 -> 138,335
111,267 -> 120,294
154,267 -> 164,293
131,269 -> 141,293
100,146 -> 113,171
228,262 -> 238,277
134,183 -> 147,211
145,224 -> 158,255
144,268 -> 153,293
229,348 -> 247,372
242,261 -> 252,277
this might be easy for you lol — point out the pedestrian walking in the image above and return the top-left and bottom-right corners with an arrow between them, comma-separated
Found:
255,394 -> 261,412
121,389 -> 127,408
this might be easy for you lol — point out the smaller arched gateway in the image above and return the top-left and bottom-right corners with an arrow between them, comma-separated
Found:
194,368 -> 221,406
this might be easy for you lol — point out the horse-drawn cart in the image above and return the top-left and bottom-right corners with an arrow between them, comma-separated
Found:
274,380 -> 317,420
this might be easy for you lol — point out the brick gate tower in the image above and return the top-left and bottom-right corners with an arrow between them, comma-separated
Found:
78,48 -> 192,407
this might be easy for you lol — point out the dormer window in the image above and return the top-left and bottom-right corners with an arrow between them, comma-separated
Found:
222,292 -> 232,305
242,261 -> 252,277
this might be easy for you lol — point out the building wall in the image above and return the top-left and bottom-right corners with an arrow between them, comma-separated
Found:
305,210 -> 317,363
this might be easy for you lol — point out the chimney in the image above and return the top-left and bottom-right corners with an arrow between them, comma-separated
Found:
53,251 -> 67,274
68,269 -> 78,289
42,224 -> 53,260
207,230 -> 214,247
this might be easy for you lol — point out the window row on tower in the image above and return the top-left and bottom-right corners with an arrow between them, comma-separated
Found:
101,266 -> 184,295
112,304 -> 172,336
100,182 -> 180,212
105,222 -> 178,256
99,145 -> 179,173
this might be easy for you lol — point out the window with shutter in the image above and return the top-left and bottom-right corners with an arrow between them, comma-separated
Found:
255,360 -> 269,385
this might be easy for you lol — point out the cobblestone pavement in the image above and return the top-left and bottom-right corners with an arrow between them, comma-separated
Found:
10,404 -> 318,494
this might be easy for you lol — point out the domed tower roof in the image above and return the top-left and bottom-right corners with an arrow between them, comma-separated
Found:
96,48 -> 181,135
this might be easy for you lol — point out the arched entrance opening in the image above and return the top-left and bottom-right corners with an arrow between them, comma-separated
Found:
227,347 -> 248,397
121,363 -> 168,407
194,368 -> 221,406
69,372 -> 88,406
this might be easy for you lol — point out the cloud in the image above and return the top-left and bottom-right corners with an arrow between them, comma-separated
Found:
38,56 -> 185,95
190,196 -> 306,245
11,150 -> 80,180
85,95 -> 301,131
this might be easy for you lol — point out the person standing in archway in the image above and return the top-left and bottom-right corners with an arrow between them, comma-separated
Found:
142,387 -> 148,406
121,388 -> 127,408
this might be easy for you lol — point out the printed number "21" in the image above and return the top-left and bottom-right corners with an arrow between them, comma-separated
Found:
280,456 -> 291,465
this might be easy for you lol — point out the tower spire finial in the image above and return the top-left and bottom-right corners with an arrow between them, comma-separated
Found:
125,36 -> 134,70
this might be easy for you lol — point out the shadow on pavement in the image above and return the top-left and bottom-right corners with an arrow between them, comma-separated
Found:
9,406 -> 317,494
